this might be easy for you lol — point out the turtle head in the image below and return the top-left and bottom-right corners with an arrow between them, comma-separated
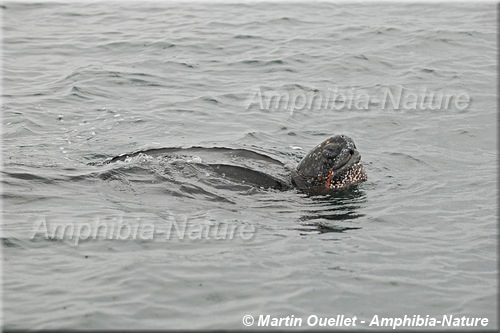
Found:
291,135 -> 367,194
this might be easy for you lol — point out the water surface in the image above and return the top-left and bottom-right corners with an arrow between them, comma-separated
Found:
1,2 -> 497,330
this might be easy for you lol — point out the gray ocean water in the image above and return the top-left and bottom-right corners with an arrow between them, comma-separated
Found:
1,1 -> 498,330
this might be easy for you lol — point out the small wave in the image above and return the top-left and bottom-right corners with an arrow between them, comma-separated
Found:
388,152 -> 434,169
164,60 -> 197,69
353,54 -> 369,61
266,59 -> 286,65
178,184 -> 235,204
3,171 -> 53,183
59,69 -> 168,95
279,83 -> 319,93
266,16 -> 314,25
1,237 -> 25,248
233,59 -> 287,67
265,68 -> 296,73
420,68 -> 435,74
296,222 -> 362,234
126,78 -> 163,87
374,26 -> 403,34
146,41 -> 176,49
234,34 -> 259,39
200,96 -> 220,104
420,29 -> 479,46
70,86 -> 108,100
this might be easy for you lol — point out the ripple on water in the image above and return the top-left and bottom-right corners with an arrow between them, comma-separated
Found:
2,1 -> 497,330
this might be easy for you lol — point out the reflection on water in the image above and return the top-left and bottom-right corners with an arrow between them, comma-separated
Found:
297,187 -> 367,233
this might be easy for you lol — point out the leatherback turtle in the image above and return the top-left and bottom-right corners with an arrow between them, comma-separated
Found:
104,135 -> 367,195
